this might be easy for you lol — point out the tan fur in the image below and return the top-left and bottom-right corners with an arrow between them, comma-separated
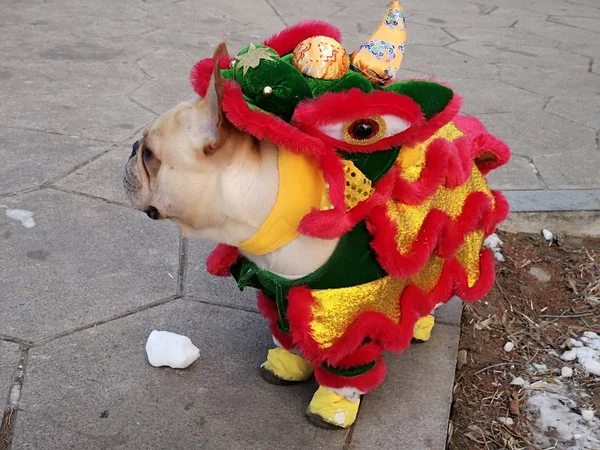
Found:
124,46 -> 338,277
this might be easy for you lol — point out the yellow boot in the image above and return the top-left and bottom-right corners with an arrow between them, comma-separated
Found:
412,315 -> 435,343
260,347 -> 314,385
305,386 -> 361,430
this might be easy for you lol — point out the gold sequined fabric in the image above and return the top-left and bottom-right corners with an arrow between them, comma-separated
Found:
310,255 -> 445,349
456,231 -> 484,287
397,122 -> 464,182
343,160 -> 375,209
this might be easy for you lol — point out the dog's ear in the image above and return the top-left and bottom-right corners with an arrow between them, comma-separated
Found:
203,42 -> 229,155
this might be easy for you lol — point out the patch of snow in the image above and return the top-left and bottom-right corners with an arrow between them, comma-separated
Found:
570,338 -> 584,348
504,341 -> 515,352
582,359 -> 600,376
484,233 -> 505,262
527,388 -> 600,449
145,330 -> 200,369
542,229 -> 553,242
511,376 -> 526,386
5,208 -> 36,228
561,367 -> 573,378
582,409 -> 596,424
484,233 -> 503,250
561,349 -> 578,361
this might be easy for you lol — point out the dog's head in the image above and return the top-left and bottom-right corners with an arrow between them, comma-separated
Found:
123,43 -> 235,233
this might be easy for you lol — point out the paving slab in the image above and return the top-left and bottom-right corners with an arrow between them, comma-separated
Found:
54,145 -> 136,206
505,189 -> 600,213
477,111 -> 597,159
12,299 -> 348,450
533,151 -> 600,190
0,94 -> 154,144
0,189 -> 179,342
0,341 -> 19,406
433,297 -> 463,327
350,323 -> 459,450
0,126 -> 107,196
487,154 -> 545,191
186,240 -> 258,312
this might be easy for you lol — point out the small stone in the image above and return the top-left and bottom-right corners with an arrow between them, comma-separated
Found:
542,229 -> 553,241
561,366 -> 573,378
528,267 -> 551,283
457,349 -> 468,369
498,417 -> 514,426
504,342 -> 515,352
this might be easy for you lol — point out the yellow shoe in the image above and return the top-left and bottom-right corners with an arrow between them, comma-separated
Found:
305,386 -> 361,430
260,347 -> 314,385
412,315 -> 435,342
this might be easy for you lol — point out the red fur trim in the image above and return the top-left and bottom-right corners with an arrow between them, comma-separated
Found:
449,249 -> 497,302
471,133 -> 511,174
298,164 -> 398,239
393,139 -> 450,205
206,244 -> 241,277
314,356 -> 387,393
369,191 -> 504,278
454,115 -> 487,135
221,82 -> 329,161
256,291 -> 295,349
262,21 -> 342,56
400,94 -> 462,146
292,89 -> 425,153
335,341 -> 384,369
190,56 -> 234,98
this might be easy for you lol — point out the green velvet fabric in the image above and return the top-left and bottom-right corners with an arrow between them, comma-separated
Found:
339,147 -> 400,182
322,360 -> 377,377
230,222 -> 387,331
385,80 -> 454,120
230,46 -> 313,122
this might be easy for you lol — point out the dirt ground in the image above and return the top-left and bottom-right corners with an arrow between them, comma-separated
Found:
448,231 -> 600,450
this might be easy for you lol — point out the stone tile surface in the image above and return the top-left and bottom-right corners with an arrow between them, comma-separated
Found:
186,240 -> 258,312
54,145 -> 134,205
2,0 -> 600,447
0,189 -> 179,342
0,126 -> 108,196
0,341 -> 19,405
350,324 -> 459,450
12,299 -> 348,450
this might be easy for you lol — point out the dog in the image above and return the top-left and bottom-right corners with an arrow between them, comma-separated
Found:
124,17 -> 510,427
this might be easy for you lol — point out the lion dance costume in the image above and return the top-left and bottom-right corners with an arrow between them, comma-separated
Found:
190,1 -> 510,428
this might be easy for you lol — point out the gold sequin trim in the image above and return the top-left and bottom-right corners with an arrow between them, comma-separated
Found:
310,277 -> 407,349
456,230 -> 484,288
342,116 -> 387,146
343,160 -> 375,209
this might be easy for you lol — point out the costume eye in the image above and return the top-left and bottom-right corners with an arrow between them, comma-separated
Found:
319,115 -> 411,146
143,148 -> 153,160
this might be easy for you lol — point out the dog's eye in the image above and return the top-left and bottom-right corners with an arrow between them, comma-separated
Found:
143,148 -> 153,160
318,115 -> 410,146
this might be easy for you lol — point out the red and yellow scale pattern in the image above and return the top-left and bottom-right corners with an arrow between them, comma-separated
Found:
304,122 -> 499,351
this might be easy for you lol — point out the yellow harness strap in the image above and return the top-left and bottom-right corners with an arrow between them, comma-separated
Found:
238,148 -> 325,256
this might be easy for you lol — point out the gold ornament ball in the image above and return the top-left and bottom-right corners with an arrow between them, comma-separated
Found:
292,36 -> 350,80
262,86 -> 273,96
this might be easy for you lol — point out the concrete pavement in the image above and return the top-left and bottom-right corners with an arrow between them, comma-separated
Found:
1,0 -> 599,448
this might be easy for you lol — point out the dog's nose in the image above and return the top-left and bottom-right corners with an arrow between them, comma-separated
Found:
130,140 -> 141,158
145,206 -> 160,220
